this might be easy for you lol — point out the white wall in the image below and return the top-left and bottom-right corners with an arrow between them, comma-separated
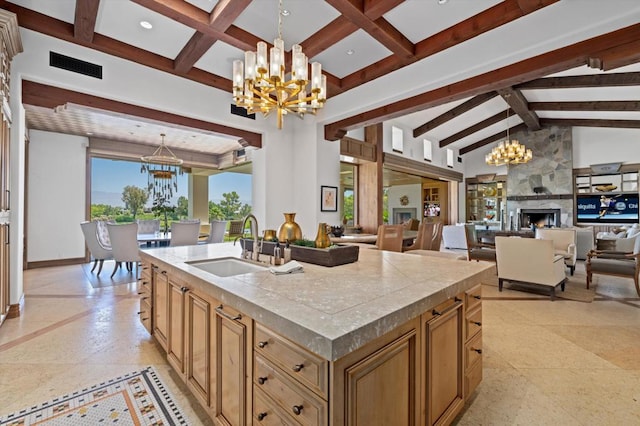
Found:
27,130 -> 87,262
572,127 -> 640,168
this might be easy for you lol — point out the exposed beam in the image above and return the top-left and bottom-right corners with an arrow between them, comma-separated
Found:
22,80 -> 262,148
74,0 -> 100,43
325,22 -> 640,141
439,109 -> 513,148
498,87 -> 540,130
591,39 -> 640,71
516,72 -> 640,89
459,123 -> 529,155
413,92 -> 498,137
540,118 -> 640,129
173,0 -> 252,73
515,0 -> 550,14
0,1 -> 232,92
337,0 -> 559,96
363,0 -> 405,19
325,0 -> 414,58
530,101 -> 640,111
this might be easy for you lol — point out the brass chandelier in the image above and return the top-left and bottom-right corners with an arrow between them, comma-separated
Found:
140,133 -> 183,203
232,0 -> 326,129
485,107 -> 532,166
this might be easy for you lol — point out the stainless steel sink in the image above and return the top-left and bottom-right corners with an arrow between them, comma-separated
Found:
186,257 -> 267,277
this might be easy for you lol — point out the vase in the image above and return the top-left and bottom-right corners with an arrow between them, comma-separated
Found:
277,212 -> 303,243
315,222 -> 331,249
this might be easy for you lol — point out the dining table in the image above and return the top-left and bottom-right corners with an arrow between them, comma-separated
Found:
137,232 -> 172,247
330,230 -> 418,246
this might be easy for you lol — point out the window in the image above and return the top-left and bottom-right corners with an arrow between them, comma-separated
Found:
340,162 -> 357,225
423,139 -> 432,161
446,148 -> 454,168
392,126 -> 403,153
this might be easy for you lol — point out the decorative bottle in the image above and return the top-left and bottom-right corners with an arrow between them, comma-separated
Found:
314,222 -> 331,249
277,212 -> 303,243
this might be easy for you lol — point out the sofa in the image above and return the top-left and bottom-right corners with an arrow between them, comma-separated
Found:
495,236 -> 567,300
442,224 -> 468,249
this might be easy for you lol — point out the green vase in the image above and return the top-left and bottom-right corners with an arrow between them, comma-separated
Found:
277,213 -> 303,243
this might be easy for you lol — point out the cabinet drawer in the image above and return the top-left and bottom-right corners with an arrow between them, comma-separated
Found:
254,354 -> 327,426
255,323 -> 328,398
465,284 -> 482,311
464,359 -> 482,398
465,332 -> 482,370
465,306 -> 482,340
254,387 -> 297,426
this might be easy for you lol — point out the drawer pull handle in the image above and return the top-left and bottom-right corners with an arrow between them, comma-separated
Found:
137,292 -> 144,295
257,377 -> 268,385
257,412 -> 267,421
473,348 -> 482,354
292,405 -> 303,415
257,341 -> 268,348
140,297 -> 148,301
473,295 -> 481,300
215,305 -> 242,321
137,311 -> 142,315
180,286 -> 189,293
454,296 -> 462,302
161,270 -> 167,275
292,364 -> 304,372
141,317 -> 148,321
472,321 -> 482,326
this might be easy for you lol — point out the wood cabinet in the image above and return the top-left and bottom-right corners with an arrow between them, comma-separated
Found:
140,262 -> 482,426
466,176 -> 506,227
213,303 -> 252,426
0,10 -> 21,328
422,296 -> 464,426
137,261 -> 152,333
423,182 -> 448,223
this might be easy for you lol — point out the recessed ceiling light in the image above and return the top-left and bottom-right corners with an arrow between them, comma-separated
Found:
140,20 -> 153,30
346,49 -> 355,55
281,9 -> 290,16
437,0 -> 448,4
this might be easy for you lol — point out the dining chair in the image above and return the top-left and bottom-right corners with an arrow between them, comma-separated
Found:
464,224 -> 496,263
228,220 -> 245,241
136,218 -> 160,234
404,222 -> 435,251
106,222 -> 140,278
431,222 -> 443,251
376,224 -> 404,252
170,221 -> 201,246
80,221 -> 113,276
201,220 -> 227,244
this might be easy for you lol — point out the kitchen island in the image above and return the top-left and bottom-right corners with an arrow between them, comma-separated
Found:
138,243 -> 494,426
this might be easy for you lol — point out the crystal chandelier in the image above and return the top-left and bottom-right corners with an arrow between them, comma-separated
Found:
485,107 -> 532,166
232,0 -> 327,129
140,133 -> 183,203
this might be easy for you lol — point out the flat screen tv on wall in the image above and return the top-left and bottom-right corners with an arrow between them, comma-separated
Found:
576,193 -> 639,223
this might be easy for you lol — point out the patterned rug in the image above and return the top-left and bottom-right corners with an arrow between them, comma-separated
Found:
0,367 -> 188,426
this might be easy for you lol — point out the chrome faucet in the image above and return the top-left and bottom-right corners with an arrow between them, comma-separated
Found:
241,214 -> 260,261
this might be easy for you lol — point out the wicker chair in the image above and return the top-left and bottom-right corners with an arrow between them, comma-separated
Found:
228,220 -> 245,241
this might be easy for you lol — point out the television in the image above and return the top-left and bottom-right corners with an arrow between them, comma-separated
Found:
576,193 -> 639,224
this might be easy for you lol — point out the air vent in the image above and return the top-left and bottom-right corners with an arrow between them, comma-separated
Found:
230,104 -> 255,120
49,52 -> 103,79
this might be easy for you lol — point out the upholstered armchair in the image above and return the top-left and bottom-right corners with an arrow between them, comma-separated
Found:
80,221 -> 113,275
495,236 -> 567,300
464,224 -> 496,263
535,228 -> 577,275
106,222 -> 140,278
170,221 -> 201,246
586,234 -> 640,297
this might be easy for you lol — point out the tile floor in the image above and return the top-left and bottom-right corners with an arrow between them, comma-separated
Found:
0,260 -> 639,425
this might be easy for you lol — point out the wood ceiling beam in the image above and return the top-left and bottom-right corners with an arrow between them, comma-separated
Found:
363,0 -> 405,19
590,39 -> 640,71
439,109 -> 513,148
173,0 -> 252,73
459,123 -> 529,155
337,0 -> 559,96
0,1 -> 233,92
516,72 -> 640,89
22,80 -> 262,148
413,92 -> 498,137
530,101 -> 640,111
74,0 -> 100,43
540,118 -> 640,129
515,0 -> 551,14
324,0 -> 414,58
325,22 -> 640,141
498,87 -> 540,130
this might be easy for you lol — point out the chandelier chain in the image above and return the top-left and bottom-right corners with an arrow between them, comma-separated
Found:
278,0 -> 283,41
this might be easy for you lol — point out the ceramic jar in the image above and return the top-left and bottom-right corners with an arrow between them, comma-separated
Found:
277,212 -> 303,243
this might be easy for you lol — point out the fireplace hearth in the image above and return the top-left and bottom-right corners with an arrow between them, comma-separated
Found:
519,208 -> 561,229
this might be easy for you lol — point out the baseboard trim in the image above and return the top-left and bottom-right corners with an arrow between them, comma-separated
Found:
27,257 -> 86,269
7,296 -> 22,319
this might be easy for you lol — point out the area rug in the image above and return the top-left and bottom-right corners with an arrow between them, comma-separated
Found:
482,272 -> 596,303
0,366 -> 188,426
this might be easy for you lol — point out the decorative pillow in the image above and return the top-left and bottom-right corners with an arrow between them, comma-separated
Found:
616,235 -> 640,253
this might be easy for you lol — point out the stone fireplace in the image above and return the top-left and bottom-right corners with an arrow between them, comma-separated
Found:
392,208 -> 417,224
505,126 -> 574,229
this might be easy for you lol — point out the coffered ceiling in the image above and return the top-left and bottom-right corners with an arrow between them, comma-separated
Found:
4,0 -> 640,161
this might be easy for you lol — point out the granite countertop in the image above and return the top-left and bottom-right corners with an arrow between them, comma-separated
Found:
139,243 -> 494,361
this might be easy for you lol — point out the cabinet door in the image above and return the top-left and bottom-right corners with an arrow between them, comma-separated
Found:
186,291 -> 211,408
167,280 -> 186,374
0,224 -> 9,323
343,330 -> 418,426
213,304 -> 252,426
153,268 -> 169,351
424,300 -> 464,426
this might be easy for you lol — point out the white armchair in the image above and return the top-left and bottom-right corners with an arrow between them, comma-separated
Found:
80,221 -> 113,275
170,221 -> 201,246
106,223 -> 140,278
535,228 -> 577,275
495,236 -> 567,300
